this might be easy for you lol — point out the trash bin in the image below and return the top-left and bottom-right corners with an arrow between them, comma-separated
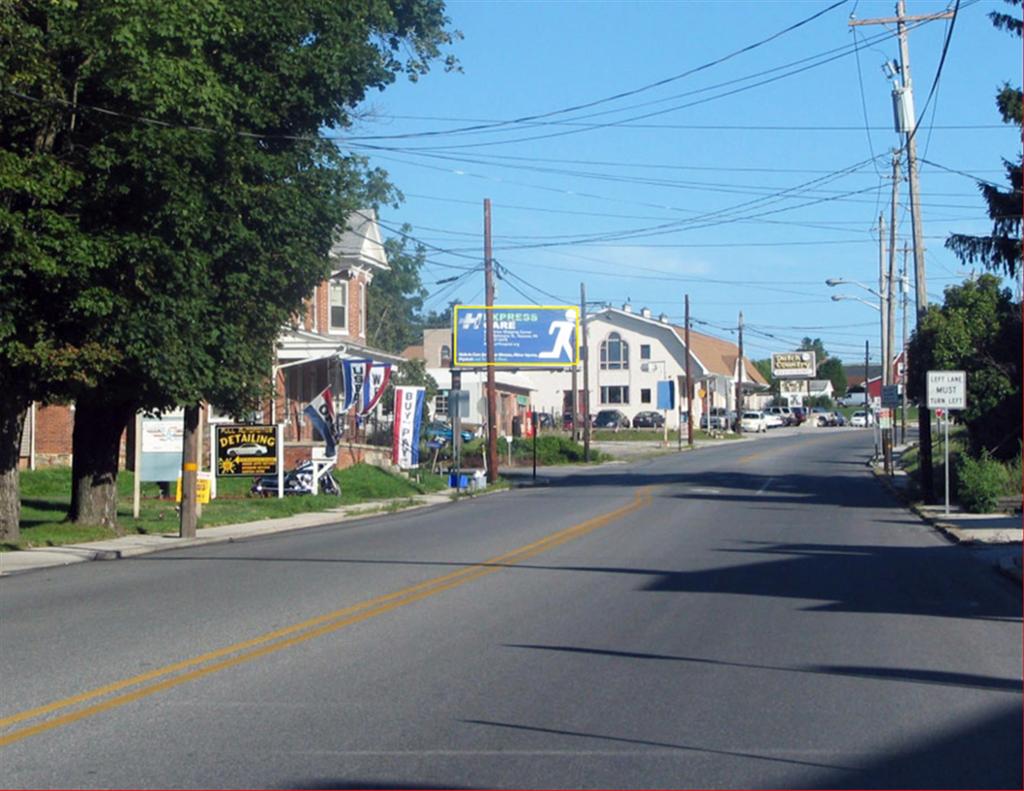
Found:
448,472 -> 469,489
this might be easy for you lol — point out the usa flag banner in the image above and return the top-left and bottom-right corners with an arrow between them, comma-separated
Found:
341,359 -> 371,412
361,363 -> 392,415
303,387 -> 337,457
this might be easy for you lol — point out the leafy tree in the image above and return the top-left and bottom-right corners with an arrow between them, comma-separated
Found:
423,300 -> 461,329
798,337 -> 828,366
367,229 -> 429,354
907,275 -> 1021,460
817,357 -> 847,399
945,0 -> 1021,278
752,359 -> 779,398
0,1 -> 457,537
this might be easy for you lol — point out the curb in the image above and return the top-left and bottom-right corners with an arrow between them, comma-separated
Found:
0,490 -> 468,578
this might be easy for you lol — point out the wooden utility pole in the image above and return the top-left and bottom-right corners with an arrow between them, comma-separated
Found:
901,243 -> 910,444
178,403 -> 199,538
850,0 -> 951,498
685,294 -> 694,448
580,283 -> 591,461
735,311 -> 744,434
483,199 -> 498,483
879,213 -> 891,474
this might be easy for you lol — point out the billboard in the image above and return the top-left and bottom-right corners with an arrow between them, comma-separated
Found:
454,305 -> 579,367
771,351 -> 816,378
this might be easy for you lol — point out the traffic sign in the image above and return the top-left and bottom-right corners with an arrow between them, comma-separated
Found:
926,370 -> 966,410
881,384 -> 900,408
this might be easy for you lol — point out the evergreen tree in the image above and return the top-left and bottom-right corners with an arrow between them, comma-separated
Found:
945,0 -> 1021,278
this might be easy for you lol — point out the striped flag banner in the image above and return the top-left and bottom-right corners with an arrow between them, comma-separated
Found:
392,386 -> 425,469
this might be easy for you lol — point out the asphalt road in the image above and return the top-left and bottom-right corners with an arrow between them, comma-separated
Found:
1,430 -> 1020,789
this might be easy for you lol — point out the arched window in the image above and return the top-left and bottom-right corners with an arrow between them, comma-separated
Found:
600,332 -> 629,370
440,345 -> 452,367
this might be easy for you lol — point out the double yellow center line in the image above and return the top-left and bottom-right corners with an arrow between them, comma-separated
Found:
1,486 -> 654,747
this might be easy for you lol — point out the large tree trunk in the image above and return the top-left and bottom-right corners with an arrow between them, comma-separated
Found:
0,399 -> 28,544
69,398 -> 133,529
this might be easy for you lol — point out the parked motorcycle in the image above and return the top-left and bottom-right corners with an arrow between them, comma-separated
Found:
251,458 -> 340,497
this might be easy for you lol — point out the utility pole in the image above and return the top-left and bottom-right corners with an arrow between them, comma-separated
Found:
901,243 -> 910,444
178,403 -> 199,538
850,0 -> 951,499
735,310 -> 744,435
887,151 -> 900,387
879,213 -> 891,474
580,282 -> 591,462
570,361 -> 578,440
685,294 -> 694,449
483,199 -> 498,484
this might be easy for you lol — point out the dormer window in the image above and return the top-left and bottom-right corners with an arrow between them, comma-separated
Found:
329,280 -> 348,332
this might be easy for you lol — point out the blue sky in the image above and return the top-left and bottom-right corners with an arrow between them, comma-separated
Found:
344,0 -> 1019,364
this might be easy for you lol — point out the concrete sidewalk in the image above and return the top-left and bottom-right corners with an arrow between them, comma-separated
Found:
0,491 -> 456,578
876,444 -> 1022,584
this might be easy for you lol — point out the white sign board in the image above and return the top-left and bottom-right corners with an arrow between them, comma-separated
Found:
771,351 -> 816,379
927,370 -> 966,410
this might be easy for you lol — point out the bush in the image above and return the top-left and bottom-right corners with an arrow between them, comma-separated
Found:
954,451 -> 1008,513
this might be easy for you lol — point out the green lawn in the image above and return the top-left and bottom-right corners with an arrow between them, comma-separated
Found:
11,464 -> 448,551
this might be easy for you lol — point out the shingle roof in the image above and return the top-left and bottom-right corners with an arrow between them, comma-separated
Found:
671,326 -> 768,385
329,208 -> 389,271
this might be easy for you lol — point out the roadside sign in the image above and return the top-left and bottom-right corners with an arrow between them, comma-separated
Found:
771,351 -> 816,379
879,408 -> 892,429
881,384 -> 900,408
926,370 -> 966,410
176,473 -> 211,504
216,425 -> 279,476
453,305 -> 579,367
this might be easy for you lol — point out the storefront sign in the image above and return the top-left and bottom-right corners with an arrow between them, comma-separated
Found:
216,425 -> 278,476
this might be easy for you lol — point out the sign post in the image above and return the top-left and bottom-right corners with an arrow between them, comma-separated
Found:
927,370 -> 967,515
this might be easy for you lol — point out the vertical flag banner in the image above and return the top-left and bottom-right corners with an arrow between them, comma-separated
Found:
392,386 -> 425,469
304,387 -> 337,457
361,363 -> 392,415
341,359 -> 371,411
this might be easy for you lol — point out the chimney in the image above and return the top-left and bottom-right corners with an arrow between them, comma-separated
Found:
658,313 -> 669,323
640,307 -> 652,318
622,302 -> 633,313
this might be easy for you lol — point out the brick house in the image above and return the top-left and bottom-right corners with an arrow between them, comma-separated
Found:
20,209 -> 403,470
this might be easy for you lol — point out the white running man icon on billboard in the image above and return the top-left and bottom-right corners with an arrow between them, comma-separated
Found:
538,309 -> 577,360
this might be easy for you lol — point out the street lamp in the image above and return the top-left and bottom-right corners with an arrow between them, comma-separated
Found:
830,294 -> 880,311
826,276 -> 891,389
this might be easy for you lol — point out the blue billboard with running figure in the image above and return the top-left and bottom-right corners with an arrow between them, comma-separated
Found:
453,305 -> 580,367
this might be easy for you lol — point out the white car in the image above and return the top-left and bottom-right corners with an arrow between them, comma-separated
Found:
227,442 -> 269,457
763,411 -> 785,429
740,411 -> 767,433
850,410 -> 874,428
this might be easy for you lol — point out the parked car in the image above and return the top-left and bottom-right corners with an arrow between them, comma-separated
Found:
632,410 -> 665,429
850,410 -> 874,428
534,413 -> 555,429
762,411 -> 785,429
593,409 -> 630,429
789,407 -> 808,425
811,408 -> 839,427
425,421 -> 475,443
764,405 -> 794,426
740,411 -> 767,433
700,407 -> 733,430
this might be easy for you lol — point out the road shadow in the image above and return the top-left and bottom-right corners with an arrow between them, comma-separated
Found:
503,644 -> 1022,693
